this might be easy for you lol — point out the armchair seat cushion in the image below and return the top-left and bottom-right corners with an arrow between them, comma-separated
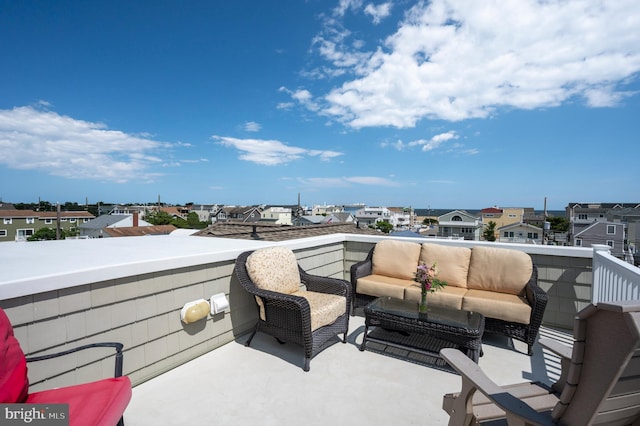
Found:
356,274 -> 413,299
27,376 -> 132,426
293,290 -> 347,331
462,289 -> 532,324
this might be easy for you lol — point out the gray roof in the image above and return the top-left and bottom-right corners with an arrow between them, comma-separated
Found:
193,222 -> 380,241
79,215 -> 129,230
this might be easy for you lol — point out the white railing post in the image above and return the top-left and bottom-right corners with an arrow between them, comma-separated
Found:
591,244 -> 611,304
592,244 -> 640,305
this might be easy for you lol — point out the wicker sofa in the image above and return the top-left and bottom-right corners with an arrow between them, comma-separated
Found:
350,239 -> 548,355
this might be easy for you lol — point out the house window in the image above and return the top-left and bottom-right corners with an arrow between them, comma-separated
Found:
70,218 -> 77,223
3,218 -> 12,225
45,219 -> 53,224
607,225 -> 615,235
61,218 -> 68,222
485,214 -> 494,217
16,229 -> 34,240
527,232 -> 539,239
578,214 -> 588,220
607,240 -> 615,248
452,216 -> 462,221
0,230 -> 6,237
576,239 -> 583,246
504,231 -> 514,238
26,218 -> 35,224
508,214 -> 517,218
83,218 -> 90,223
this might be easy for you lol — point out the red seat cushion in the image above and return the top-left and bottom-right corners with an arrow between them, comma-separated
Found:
27,376 -> 132,426
0,308 -> 29,403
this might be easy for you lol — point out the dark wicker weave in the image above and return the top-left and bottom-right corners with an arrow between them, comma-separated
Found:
362,297 -> 485,363
351,246 -> 548,355
234,250 -> 351,372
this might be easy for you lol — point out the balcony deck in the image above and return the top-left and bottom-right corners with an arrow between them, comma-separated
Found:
124,314 -> 570,425
2,231 -> 635,425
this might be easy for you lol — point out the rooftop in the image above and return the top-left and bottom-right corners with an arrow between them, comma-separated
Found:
1,231 -> 636,425
124,315 -> 570,425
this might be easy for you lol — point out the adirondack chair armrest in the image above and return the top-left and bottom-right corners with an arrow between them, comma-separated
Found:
441,348 -> 552,426
538,337 -> 571,359
538,337 -> 572,393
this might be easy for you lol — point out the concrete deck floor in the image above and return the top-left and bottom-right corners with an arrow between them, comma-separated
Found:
125,315 -> 570,425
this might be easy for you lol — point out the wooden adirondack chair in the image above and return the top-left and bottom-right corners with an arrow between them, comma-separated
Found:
441,301 -> 640,425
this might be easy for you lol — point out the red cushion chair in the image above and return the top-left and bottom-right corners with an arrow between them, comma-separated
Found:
0,308 -> 132,426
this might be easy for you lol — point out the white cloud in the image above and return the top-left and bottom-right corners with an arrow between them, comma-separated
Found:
408,130 -> 459,152
315,0 -> 640,128
213,136 -> 343,166
279,87 -> 321,111
333,0 -> 363,17
243,121 -> 262,132
0,106 -> 168,183
364,2 -> 392,24
298,175 -> 398,187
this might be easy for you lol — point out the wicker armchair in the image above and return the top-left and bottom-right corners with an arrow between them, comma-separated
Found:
234,247 -> 351,371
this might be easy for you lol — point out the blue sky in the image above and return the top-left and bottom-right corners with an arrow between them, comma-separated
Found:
1,0 -> 639,210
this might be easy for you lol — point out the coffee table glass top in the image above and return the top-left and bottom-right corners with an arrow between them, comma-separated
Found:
367,296 -> 484,331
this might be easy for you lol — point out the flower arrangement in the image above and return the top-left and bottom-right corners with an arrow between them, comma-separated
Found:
414,261 -> 447,313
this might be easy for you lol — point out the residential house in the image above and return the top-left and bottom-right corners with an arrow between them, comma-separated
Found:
567,202 -> 640,253
260,207 -> 292,225
216,206 -> 263,223
437,210 -> 481,240
0,209 -> 95,242
312,204 -> 343,216
354,206 -> 393,228
387,207 -> 415,229
498,222 -> 543,244
188,204 -> 221,223
79,213 -> 152,238
574,221 -> 627,259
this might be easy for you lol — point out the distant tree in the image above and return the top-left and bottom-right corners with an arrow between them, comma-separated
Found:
548,216 -> 569,232
482,221 -> 497,241
27,227 -> 63,241
373,221 -> 394,234
186,212 -> 209,229
146,211 -> 174,225
422,217 -> 438,225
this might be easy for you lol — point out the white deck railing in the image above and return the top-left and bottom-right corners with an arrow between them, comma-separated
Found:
592,245 -> 640,304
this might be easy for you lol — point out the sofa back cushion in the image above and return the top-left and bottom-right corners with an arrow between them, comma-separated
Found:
372,240 -> 421,280
467,246 -> 533,295
419,243 -> 471,288
0,308 -> 29,403
246,246 -> 300,294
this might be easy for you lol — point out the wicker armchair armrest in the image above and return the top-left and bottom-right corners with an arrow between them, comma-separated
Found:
26,342 -> 125,378
301,270 -> 350,297
441,348 -> 552,426
525,267 -> 548,319
350,257 -> 373,282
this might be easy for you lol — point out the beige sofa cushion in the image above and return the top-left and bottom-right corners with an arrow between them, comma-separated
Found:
357,274 -> 414,299
462,289 -> 532,324
467,246 -> 533,295
292,290 -> 346,331
405,284 -> 467,310
372,240 -> 421,280
419,243 -> 472,288
246,246 -> 300,294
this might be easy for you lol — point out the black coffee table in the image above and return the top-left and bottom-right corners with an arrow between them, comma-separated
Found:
361,296 -> 485,363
